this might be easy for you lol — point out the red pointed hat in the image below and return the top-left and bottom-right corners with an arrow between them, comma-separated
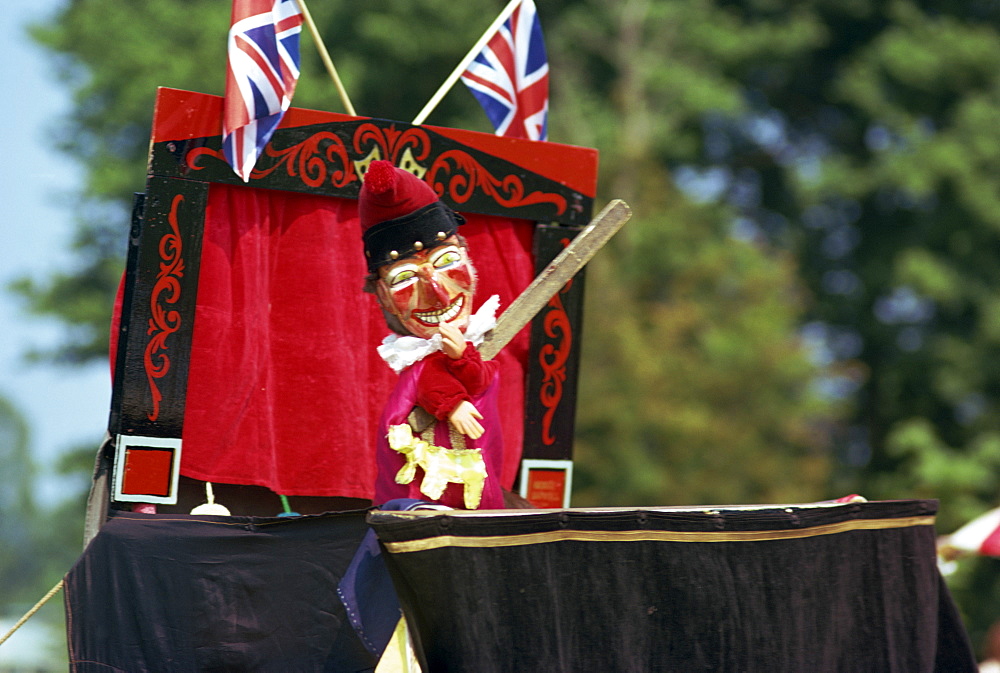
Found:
359,160 -> 464,272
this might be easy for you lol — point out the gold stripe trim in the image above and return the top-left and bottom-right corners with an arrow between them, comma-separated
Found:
381,515 -> 935,554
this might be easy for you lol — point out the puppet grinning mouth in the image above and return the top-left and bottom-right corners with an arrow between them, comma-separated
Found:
413,296 -> 464,325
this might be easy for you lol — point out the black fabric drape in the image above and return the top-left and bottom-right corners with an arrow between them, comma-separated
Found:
369,500 -> 977,673
64,510 -> 378,673
64,501 -> 977,672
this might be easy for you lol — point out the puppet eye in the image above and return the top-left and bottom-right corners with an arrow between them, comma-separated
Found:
385,264 -> 418,287
431,246 -> 463,269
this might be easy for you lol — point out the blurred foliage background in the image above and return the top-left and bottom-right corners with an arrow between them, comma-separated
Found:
6,0 -> 1000,659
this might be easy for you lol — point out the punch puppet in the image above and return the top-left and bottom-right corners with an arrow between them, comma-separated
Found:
361,160 -> 504,510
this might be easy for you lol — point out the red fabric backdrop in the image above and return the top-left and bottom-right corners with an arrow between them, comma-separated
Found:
175,183 -> 534,498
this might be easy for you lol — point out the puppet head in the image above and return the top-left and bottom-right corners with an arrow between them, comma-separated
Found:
360,160 -> 476,339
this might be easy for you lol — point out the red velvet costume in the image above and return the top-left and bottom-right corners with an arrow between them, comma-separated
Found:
416,350 -> 497,421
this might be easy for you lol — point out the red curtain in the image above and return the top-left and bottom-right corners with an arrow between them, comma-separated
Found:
178,183 -> 534,498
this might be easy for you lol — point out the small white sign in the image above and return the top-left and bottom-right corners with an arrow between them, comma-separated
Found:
519,459 -> 573,509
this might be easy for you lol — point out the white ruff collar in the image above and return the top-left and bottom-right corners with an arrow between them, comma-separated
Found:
377,295 -> 500,373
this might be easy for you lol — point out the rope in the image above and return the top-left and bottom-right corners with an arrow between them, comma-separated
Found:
0,579 -> 65,647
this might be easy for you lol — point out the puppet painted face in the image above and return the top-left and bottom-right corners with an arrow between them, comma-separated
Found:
376,237 -> 477,339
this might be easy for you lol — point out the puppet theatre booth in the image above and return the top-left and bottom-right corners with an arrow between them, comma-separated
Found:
65,88 -> 978,671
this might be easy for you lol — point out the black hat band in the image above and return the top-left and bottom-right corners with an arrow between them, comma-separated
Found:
363,201 -> 466,272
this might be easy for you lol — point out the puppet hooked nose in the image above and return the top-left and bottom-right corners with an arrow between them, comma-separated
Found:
418,266 -> 453,307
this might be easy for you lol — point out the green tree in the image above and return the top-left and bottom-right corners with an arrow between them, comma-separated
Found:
24,0 -> 838,505
549,0 -> 840,506
29,0 -> 1000,650
546,0 -> 1000,526
0,391 -> 83,668
605,0 -> 1000,648
708,1 -> 1000,531
0,392 -> 90,656
0,394 -> 39,607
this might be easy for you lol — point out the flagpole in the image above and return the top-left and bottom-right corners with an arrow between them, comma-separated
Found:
294,0 -> 357,116
411,0 -> 524,126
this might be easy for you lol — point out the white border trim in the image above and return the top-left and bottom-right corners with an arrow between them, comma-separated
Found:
518,459 -> 573,509
112,434 -> 182,504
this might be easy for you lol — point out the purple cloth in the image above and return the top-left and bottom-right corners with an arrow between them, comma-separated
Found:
337,499 -> 426,656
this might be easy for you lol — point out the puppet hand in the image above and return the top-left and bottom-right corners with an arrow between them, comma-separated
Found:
448,400 -> 485,439
439,322 -> 468,359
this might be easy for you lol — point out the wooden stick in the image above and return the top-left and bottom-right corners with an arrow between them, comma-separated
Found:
480,199 -> 632,360
294,0 -> 357,116
407,200 -> 630,433
411,0 -> 523,126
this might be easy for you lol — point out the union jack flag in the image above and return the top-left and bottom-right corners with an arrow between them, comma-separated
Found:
460,0 -> 549,141
223,0 -> 303,181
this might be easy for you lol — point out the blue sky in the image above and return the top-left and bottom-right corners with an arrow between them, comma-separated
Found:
1,1 -> 111,503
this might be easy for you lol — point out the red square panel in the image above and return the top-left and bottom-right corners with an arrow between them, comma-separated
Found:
121,447 -> 175,498
525,468 -> 567,509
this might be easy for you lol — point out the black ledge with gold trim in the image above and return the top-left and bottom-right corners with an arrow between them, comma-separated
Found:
368,499 -> 977,673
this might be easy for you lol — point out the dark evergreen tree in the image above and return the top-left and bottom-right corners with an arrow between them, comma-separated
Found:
18,0 -> 1000,652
